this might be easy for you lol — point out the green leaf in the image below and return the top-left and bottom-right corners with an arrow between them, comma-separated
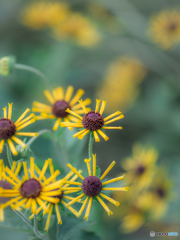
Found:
56,214 -> 98,240
59,202 -> 65,211
0,208 -> 33,233
96,167 -> 101,178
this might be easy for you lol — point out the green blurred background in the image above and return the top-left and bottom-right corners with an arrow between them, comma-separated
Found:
0,0 -> 180,239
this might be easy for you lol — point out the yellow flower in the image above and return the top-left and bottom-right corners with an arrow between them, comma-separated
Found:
52,13 -> 100,47
121,144 -> 158,193
136,169 -> 173,219
120,205 -> 145,233
29,159 -> 80,231
0,158 -> 65,215
0,160 -> 22,221
65,154 -> 129,220
0,56 -> 15,76
97,57 -> 147,112
148,9 -> 180,49
20,1 -> 70,30
0,103 -> 37,155
60,99 -> 124,142
32,86 -> 91,131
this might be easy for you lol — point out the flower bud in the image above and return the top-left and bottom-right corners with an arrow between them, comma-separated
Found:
0,56 -> 16,76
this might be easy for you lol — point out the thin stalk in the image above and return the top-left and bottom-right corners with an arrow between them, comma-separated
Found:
13,210 -> 46,239
26,129 -> 52,148
59,129 -> 69,173
33,215 -> 45,239
15,63 -> 50,89
6,142 -> 13,168
88,132 -> 94,160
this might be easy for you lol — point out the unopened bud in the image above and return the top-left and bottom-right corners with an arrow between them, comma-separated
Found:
0,56 -> 16,76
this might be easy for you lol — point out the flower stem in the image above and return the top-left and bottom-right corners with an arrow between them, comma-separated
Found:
6,143 -> 13,168
88,132 -> 94,160
33,215 -> 45,239
15,63 -> 50,89
26,129 -> 52,148
59,129 -> 69,173
13,210 -> 46,239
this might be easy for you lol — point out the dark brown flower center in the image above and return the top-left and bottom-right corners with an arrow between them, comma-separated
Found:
157,187 -> 165,198
20,179 -> 42,198
53,190 -> 63,201
167,22 -> 177,32
52,100 -> 71,118
136,165 -> 145,175
0,180 -> 12,203
82,176 -> 102,197
82,111 -> 104,131
0,118 -> 16,139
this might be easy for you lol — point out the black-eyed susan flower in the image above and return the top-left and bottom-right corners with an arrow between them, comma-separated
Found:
32,86 -> 91,131
0,157 -> 65,215
0,159 -> 22,221
52,13 -> 100,47
136,168 -> 173,219
0,103 -> 37,156
61,99 -> 124,142
64,154 -> 129,220
0,56 -> 15,76
20,1 -> 70,30
121,144 -> 158,193
148,9 -> 180,49
29,159 -> 80,231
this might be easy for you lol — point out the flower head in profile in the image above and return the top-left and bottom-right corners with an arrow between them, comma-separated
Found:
0,56 -> 15,76
32,86 -> 91,131
121,144 -> 158,193
29,159 -> 80,231
52,13 -> 100,47
148,9 -> 180,49
65,154 -> 129,220
0,158 -> 64,215
61,99 -> 124,142
20,1 -> 70,30
0,160 -> 22,221
0,103 -> 37,155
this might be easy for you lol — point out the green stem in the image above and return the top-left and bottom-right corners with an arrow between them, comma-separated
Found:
15,63 -> 50,89
6,143 -> 13,168
13,210 -> 45,239
88,132 -> 94,160
26,129 -> 52,148
33,215 -> 45,239
59,129 -> 69,173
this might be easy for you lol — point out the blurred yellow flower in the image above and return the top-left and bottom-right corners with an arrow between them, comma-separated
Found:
20,1 -> 70,30
121,144 -> 158,193
148,9 -> 180,49
52,13 -> 100,47
97,57 -> 146,112
120,206 -> 145,233
87,2 -> 121,33
136,169 -> 173,219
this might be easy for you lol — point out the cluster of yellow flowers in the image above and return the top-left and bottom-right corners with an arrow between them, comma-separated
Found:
110,144 -> 172,233
0,56 -> 128,233
97,57 -> 147,112
20,1 -> 100,47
